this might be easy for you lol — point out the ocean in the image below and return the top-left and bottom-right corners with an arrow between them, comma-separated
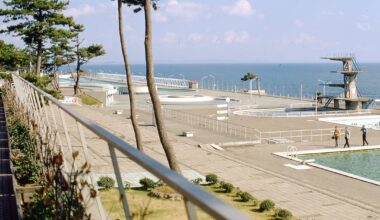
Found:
81,63 -> 380,99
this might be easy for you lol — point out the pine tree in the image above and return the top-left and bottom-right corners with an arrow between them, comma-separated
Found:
0,0 -> 74,75
72,25 -> 105,95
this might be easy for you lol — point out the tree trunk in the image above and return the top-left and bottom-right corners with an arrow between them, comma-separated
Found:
74,38 -> 80,95
117,0 -> 144,152
35,40 -> 42,75
144,0 -> 181,173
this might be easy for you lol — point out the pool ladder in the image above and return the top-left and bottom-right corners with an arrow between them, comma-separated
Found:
287,145 -> 298,158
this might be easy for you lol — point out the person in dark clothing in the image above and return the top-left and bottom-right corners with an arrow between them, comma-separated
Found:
344,127 -> 350,148
361,125 -> 369,146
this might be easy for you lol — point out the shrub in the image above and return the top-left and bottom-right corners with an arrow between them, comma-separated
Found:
155,180 -> 164,187
221,182 -> 234,193
240,192 -> 254,202
205,174 -> 218,185
125,183 -> 131,190
0,72 -> 12,81
276,209 -> 293,220
260,200 -> 275,212
8,118 -> 40,185
235,188 -> 242,197
97,176 -> 115,190
218,181 -> 225,188
139,177 -> 156,190
20,73 -> 63,99
192,178 -> 202,185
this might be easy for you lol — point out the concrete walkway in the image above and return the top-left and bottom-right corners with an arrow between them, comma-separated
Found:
68,104 -> 380,220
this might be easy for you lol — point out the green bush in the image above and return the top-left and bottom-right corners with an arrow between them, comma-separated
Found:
260,200 -> 275,212
221,182 -> 234,193
0,72 -> 12,81
8,118 -> 40,185
139,177 -> 156,190
240,192 -> 254,202
97,176 -> 115,190
205,174 -> 218,185
276,209 -> 293,220
20,73 -> 62,99
192,177 -> 202,185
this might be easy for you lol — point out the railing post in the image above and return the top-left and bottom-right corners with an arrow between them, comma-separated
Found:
59,109 -> 73,153
108,142 -> 132,220
76,122 -> 107,220
184,199 -> 198,220
48,101 -> 64,151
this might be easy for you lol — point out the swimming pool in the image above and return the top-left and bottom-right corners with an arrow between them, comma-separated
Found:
319,115 -> 380,130
299,150 -> 380,183
273,146 -> 380,185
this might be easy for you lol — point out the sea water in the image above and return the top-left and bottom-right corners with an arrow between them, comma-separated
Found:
78,63 -> 380,99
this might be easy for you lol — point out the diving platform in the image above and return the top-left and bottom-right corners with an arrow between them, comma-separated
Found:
321,55 -> 371,110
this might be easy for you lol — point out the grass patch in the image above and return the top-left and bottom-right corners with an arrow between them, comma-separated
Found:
78,94 -> 102,106
100,186 -> 297,220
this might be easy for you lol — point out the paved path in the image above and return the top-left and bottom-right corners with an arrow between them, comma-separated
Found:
67,104 -> 380,220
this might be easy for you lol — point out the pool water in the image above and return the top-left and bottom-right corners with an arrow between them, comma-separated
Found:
299,150 -> 380,182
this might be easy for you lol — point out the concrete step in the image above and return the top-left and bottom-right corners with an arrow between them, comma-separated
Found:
0,196 -> 18,220
0,149 -> 10,160
0,176 -> 14,195
0,161 -> 11,174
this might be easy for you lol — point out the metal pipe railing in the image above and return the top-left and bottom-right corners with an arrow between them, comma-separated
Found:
11,74 -> 249,220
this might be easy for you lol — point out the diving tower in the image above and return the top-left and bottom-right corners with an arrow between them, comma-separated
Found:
321,55 -> 370,110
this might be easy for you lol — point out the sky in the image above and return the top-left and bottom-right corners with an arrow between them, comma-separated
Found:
1,0 -> 380,64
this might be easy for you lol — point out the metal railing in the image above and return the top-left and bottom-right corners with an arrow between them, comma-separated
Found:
133,103 -> 348,145
162,107 -> 262,141
260,128 -> 335,143
135,102 -> 261,142
9,74 -> 249,220
86,72 -> 191,89
233,108 -> 371,118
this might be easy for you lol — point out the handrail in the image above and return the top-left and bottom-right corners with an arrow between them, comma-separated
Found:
14,75 -> 249,220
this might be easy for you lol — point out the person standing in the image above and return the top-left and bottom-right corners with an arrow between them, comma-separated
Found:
333,126 -> 340,147
344,127 -> 350,148
361,125 -> 369,146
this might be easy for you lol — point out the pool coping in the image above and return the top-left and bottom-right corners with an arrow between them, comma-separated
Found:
272,145 -> 380,186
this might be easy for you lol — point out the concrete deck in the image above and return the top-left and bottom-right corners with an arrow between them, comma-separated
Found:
62,87 -> 380,220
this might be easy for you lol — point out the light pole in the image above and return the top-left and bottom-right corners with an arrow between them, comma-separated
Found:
208,74 -> 216,90
200,75 -> 208,89
318,79 -> 331,96
315,91 -> 318,116
226,97 -> 230,132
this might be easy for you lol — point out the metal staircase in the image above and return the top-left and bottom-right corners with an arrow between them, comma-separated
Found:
324,97 -> 334,108
352,55 -> 361,71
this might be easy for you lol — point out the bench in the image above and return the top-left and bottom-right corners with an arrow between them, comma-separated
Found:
182,131 -> 194,137
210,144 -> 224,151
114,110 -> 123,115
